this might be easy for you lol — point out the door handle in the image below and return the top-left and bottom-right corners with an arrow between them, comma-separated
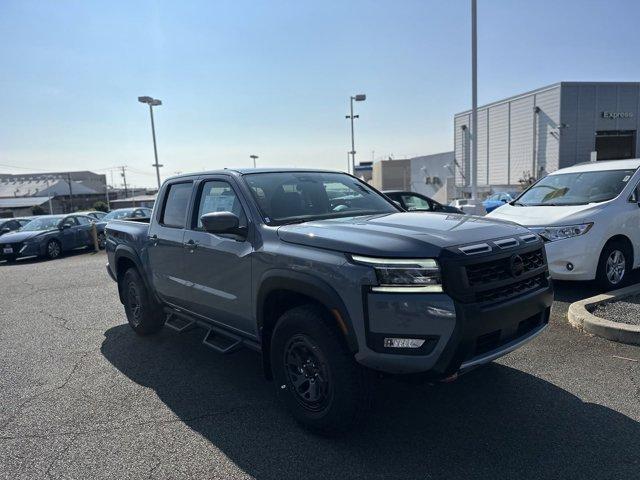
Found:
148,234 -> 159,246
184,239 -> 199,252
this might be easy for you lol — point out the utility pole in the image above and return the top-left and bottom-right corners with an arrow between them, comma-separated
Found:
120,166 -> 128,199
45,177 -> 53,214
67,172 -> 74,212
470,0 -> 478,201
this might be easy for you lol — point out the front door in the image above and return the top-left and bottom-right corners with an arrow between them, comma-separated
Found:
182,178 -> 254,335
58,216 -> 78,250
147,180 -> 194,307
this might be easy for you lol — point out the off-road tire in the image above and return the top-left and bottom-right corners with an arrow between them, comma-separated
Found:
271,304 -> 373,436
121,267 -> 164,335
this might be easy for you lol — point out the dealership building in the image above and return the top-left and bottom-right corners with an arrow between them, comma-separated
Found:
453,81 -> 640,195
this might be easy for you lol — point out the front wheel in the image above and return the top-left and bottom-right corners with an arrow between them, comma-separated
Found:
270,304 -> 372,436
97,232 -> 106,250
596,241 -> 632,291
121,268 -> 164,335
45,240 -> 62,260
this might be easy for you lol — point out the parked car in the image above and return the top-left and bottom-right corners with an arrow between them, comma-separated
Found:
0,214 -> 99,261
449,198 -> 487,216
100,207 -> 152,222
0,217 -> 34,236
488,158 -> 640,289
95,207 -> 152,248
106,169 -> 553,434
483,191 -> 521,213
77,210 -> 108,220
383,190 -> 463,214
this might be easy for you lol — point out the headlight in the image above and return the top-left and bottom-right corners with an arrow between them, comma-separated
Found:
351,255 -> 442,292
530,223 -> 593,242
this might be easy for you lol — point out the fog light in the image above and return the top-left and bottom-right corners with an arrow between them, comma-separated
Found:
566,262 -> 574,271
383,338 -> 425,348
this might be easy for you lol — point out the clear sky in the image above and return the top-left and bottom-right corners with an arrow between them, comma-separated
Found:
1,0 -> 640,188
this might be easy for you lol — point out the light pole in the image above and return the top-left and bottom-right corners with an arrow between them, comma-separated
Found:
250,155 -> 259,168
346,94 -> 366,174
470,0 -> 478,201
138,96 -> 163,190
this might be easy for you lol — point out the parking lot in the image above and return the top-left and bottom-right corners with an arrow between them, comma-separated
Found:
0,252 -> 639,480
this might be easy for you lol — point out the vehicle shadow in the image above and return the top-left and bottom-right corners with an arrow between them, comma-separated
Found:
0,247 -> 98,266
553,269 -> 640,305
101,325 -> 640,480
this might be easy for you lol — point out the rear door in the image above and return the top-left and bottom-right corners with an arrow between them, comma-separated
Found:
181,176 -> 255,335
147,179 -> 195,307
74,215 -> 93,247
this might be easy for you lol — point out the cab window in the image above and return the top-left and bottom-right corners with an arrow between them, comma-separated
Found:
194,180 -> 246,230
161,182 -> 193,228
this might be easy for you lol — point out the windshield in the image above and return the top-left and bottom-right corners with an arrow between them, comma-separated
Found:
20,216 -> 64,231
102,209 -> 135,221
244,172 -> 398,224
516,169 -> 636,206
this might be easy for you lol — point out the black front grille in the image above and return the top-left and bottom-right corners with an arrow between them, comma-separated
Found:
466,249 -> 545,286
476,273 -> 547,304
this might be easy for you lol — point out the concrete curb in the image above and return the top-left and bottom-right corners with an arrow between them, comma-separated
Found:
567,284 -> 640,346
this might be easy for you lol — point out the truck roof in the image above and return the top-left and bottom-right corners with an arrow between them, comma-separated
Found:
168,167 -> 345,181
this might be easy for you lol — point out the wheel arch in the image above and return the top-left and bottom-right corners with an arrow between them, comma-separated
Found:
257,270 -> 359,380
114,246 -> 153,305
602,234 -> 635,266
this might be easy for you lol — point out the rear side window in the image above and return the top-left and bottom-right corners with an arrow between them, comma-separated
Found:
76,216 -> 91,225
161,182 -> 192,228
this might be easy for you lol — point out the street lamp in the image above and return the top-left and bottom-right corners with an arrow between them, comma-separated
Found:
346,94 -> 366,174
138,96 -> 163,189
250,155 -> 259,168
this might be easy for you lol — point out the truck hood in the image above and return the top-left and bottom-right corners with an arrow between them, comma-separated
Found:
487,202 -> 604,226
276,212 -> 531,257
0,229 -> 51,243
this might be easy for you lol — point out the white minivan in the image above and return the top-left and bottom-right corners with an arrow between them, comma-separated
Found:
488,159 -> 640,289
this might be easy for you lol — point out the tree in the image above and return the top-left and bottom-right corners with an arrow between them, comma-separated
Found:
93,201 -> 109,212
32,205 -> 46,216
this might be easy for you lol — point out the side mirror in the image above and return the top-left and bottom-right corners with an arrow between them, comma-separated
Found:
59,223 -> 71,230
200,211 -> 243,235
1,227 -> 10,234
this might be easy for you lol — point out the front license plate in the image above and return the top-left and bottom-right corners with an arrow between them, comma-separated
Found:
3,247 -> 13,254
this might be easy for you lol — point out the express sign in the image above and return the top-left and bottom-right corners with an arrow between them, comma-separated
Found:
601,111 -> 634,119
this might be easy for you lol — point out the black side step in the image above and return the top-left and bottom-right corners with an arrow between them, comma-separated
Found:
165,313 -> 196,332
202,326 -> 242,354
163,307 -> 262,354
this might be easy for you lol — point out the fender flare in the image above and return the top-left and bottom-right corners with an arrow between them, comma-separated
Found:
113,245 -> 156,304
256,269 -> 359,353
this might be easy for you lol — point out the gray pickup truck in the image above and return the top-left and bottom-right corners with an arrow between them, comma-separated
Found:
106,169 -> 553,434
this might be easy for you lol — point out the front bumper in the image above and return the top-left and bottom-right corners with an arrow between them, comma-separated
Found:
0,241 -> 41,260
355,284 -> 553,376
543,235 -> 600,281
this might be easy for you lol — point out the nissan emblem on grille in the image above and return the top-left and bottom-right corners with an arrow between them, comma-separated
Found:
510,254 -> 525,277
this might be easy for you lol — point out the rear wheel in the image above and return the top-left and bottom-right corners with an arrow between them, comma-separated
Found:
45,239 -> 61,260
121,267 -> 164,335
97,232 -> 106,249
596,240 -> 632,291
270,304 -> 372,436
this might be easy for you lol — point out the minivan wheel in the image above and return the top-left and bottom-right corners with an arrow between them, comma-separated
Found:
596,241 -> 631,291
271,304 -> 372,436
45,240 -> 62,260
121,267 -> 164,335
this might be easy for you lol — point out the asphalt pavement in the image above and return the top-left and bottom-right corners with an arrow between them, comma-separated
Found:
0,252 -> 639,480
